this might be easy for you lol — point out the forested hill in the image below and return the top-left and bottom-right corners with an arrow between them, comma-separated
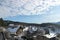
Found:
0,18 -> 60,28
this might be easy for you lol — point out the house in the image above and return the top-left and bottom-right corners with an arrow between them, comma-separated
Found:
7,24 -> 23,35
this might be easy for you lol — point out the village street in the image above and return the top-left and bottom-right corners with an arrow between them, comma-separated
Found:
0,32 -> 5,40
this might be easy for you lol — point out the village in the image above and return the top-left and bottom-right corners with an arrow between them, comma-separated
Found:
0,22 -> 60,40
0,0 -> 60,40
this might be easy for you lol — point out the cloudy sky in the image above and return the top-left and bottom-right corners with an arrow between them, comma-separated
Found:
0,0 -> 60,23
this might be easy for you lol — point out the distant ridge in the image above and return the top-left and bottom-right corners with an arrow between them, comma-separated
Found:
0,18 -> 60,27
4,20 -> 60,27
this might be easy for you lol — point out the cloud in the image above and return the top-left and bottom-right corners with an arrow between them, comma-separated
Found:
0,0 -> 60,18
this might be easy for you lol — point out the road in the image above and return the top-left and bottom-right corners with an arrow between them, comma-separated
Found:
0,32 -> 5,40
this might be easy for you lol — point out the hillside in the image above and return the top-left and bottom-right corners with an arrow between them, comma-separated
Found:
0,18 -> 60,28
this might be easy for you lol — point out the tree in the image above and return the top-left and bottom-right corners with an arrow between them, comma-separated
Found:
0,18 -> 7,27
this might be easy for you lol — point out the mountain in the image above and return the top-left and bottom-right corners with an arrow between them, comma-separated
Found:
56,22 -> 60,24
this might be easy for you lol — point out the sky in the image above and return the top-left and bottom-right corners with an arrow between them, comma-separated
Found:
0,0 -> 60,23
